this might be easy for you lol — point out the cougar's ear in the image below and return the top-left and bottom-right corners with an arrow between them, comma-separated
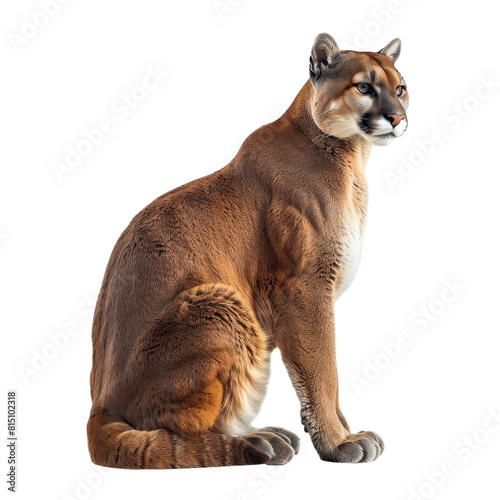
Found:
309,33 -> 340,81
378,38 -> 401,63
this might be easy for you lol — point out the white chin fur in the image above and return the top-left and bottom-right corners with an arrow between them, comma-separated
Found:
368,133 -> 396,146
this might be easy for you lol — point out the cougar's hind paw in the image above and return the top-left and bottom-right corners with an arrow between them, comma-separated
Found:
241,428 -> 298,465
257,426 -> 300,455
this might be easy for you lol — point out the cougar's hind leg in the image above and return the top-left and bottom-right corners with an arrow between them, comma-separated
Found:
119,283 -> 299,466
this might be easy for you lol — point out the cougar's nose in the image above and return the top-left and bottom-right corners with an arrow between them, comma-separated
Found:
385,114 -> 406,128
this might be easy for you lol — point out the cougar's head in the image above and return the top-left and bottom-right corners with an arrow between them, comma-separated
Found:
309,33 -> 409,146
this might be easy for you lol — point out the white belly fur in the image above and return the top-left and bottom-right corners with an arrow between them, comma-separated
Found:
213,353 -> 271,436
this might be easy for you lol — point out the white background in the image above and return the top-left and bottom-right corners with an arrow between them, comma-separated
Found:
2,1 -> 499,499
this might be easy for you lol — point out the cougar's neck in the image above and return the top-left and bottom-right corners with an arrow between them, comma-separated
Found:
283,81 -> 373,172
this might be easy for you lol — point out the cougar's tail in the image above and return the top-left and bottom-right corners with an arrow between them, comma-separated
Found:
87,407 -> 270,469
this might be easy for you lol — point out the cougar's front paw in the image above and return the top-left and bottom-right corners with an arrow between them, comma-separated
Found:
320,431 -> 384,463
241,427 -> 299,465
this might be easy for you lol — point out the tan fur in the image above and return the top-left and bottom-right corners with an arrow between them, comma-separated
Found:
87,33 -> 408,468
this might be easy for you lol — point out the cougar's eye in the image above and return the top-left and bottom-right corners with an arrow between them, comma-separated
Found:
396,86 -> 406,97
356,83 -> 372,95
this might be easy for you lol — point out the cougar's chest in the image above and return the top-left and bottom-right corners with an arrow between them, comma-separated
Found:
335,224 -> 365,298
334,175 -> 368,298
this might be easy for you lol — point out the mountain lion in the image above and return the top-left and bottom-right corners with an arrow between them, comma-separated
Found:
87,33 -> 409,468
